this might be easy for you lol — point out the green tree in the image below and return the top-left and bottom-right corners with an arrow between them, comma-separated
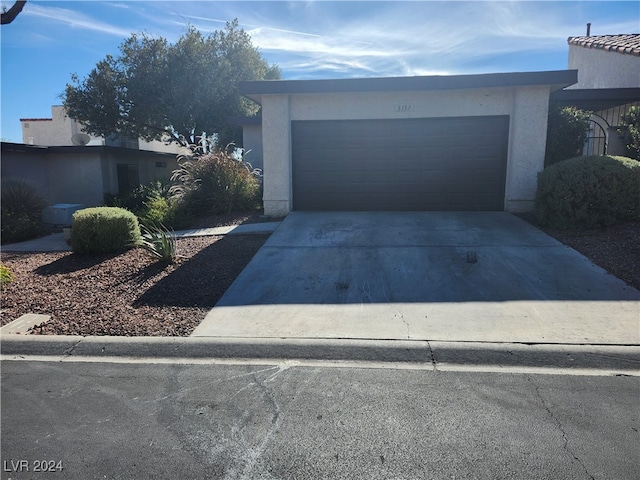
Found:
617,106 -> 640,161
64,20 -> 279,146
544,106 -> 592,167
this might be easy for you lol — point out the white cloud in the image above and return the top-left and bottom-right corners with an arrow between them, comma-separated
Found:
39,0 -> 635,79
233,0 -> 638,77
24,3 -> 133,38
105,2 -> 132,10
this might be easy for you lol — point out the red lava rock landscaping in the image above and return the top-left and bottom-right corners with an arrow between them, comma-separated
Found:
530,219 -> 640,292
1,234 -> 269,336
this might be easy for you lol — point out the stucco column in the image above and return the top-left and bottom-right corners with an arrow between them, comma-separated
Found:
261,94 -> 292,216
504,86 -> 550,212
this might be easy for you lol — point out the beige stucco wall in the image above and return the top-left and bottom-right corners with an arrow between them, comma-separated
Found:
21,106 -> 180,154
568,46 -> 640,89
22,106 -> 103,146
505,86 -> 551,211
261,95 -> 292,216
260,85 -> 551,216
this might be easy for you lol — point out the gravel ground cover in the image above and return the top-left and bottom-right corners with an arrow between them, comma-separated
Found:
0,214 -> 270,336
1,215 -> 638,336
519,215 -> 640,292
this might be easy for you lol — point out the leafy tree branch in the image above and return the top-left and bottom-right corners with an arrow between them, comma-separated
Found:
1,0 -> 26,25
63,20 -> 280,146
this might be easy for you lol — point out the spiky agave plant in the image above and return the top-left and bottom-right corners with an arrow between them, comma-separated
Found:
138,223 -> 178,263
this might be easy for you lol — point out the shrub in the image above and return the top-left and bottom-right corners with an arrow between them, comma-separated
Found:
535,155 -> 640,229
104,179 -> 170,216
1,180 -> 46,244
105,179 -> 190,229
0,262 -> 14,289
170,144 -> 261,216
70,207 -> 141,254
139,223 -> 177,263
140,195 -> 190,230
544,106 -> 592,167
617,106 -> 640,161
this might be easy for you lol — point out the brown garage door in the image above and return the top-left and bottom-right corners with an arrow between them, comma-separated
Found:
292,116 -> 509,211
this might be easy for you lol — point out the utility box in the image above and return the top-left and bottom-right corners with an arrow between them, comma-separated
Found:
42,204 -> 85,227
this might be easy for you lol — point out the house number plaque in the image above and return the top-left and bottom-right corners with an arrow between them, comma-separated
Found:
395,105 -> 412,112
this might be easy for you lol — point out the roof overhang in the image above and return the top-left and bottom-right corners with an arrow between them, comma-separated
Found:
239,70 -> 578,104
550,88 -> 640,111
0,142 -> 176,158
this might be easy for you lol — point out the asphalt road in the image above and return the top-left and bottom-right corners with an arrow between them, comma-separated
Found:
1,360 -> 638,480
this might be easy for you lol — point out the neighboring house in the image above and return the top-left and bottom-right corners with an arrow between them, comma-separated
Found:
1,142 -> 178,207
229,115 -> 263,171
20,105 -> 180,154
551,34 -> 640,156
238,70 -> 576,217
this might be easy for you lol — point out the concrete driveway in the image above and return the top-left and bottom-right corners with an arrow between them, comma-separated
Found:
192,212 -> 640,344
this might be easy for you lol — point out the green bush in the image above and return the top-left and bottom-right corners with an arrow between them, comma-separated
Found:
535,155 -> 640,229
170,148 -> 261,216
104,179 -> 191,229
1,180 -> 46,244
140,195 -> 190,230
544,106 -> 592,167
104,180 -> 170,216
0,262 -> 14,289
70,207 -> 141,254
617,106 -> 640,161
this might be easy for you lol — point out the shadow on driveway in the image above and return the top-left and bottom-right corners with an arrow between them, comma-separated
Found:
192,212 -> 639,343
215,212 -> 640,306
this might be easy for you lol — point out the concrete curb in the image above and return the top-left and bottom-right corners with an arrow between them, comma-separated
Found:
1,335 -> 639,371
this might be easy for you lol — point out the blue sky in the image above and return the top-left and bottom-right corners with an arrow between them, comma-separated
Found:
1,0 -> 638,142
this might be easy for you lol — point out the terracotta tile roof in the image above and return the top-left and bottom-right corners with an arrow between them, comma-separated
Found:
568,34 -> 640,57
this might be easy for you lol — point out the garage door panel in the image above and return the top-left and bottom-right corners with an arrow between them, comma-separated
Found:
292,116 -> 508,211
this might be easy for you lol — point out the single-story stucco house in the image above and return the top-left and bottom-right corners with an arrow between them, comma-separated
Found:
237,70 -> 577,217
1,142 -> 178,207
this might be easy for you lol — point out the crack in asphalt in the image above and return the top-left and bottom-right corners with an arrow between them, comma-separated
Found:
527,376 -> 596,480
238,367 -> 284,480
